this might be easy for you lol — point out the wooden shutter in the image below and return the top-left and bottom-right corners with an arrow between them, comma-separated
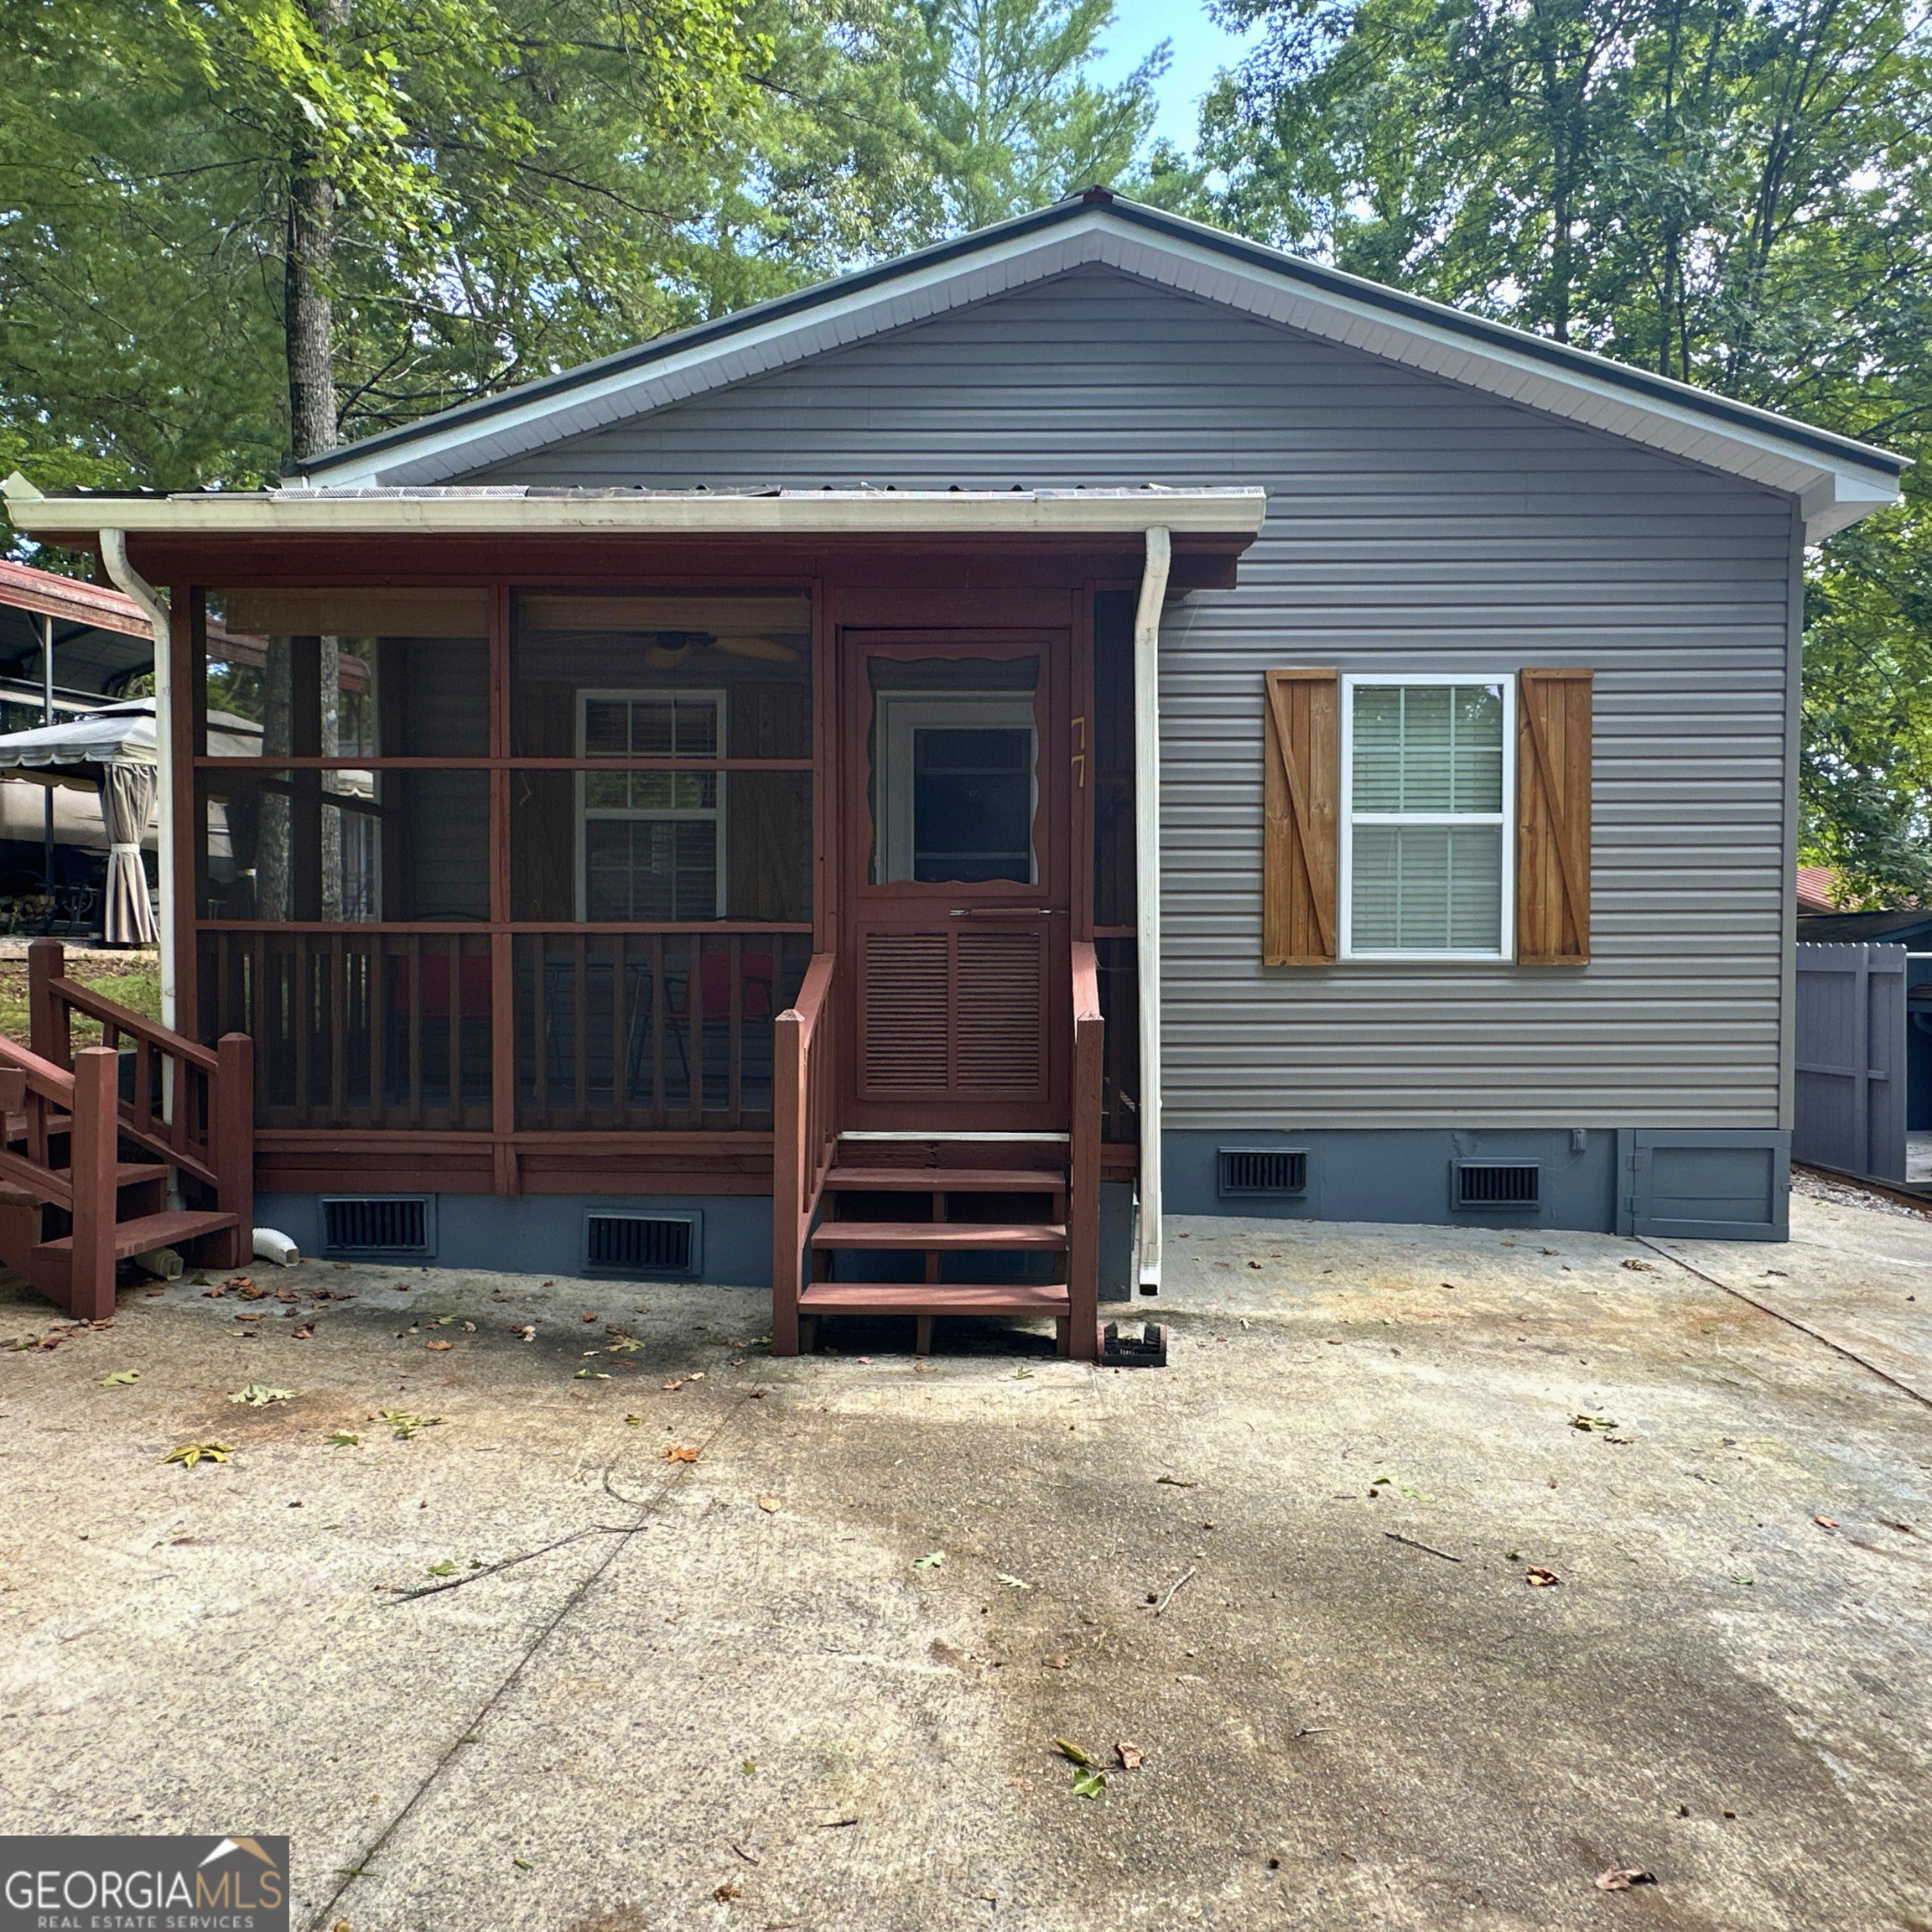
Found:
1263,669 -> 1339,965
1516,668 -> 1592,964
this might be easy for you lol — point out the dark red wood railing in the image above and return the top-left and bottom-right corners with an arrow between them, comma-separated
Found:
771,951 -> 839,1356
1068,940 -> 1104,1360
2,940 -> 253,1319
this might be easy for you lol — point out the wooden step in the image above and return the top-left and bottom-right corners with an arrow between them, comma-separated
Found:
798,1281 -> 1072,1317
34,1208 -> 239,1265
59,1162 -> 172,1189
809,1220 -> 1067,1250
824,1166 -> 1067,1193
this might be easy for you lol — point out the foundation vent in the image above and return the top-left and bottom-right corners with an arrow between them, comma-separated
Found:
584,1210 -> 702,1278
1453,1161 -> 1541,1209
320,1194 -> 435,1258
1218,1148 -> 1308,1197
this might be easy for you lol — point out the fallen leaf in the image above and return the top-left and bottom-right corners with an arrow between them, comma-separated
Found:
427,1560 -> 457,1577
607,1337 -> 643,1352
581,1311 -> 598,1322
515,1326 -> 536,1341
1813,1514 -> 1839,1530
327,1431 -> 360,1448
1114,1742 -> 1144,1770
1525,1565 -> 1563,1587
100,1369 -> 140,1388
996,1573 -> 1031,1590
226,1384 -> 295,1406
293,1324 -> 314,1339
1071,1770 -> 1106,1798
381,1409 -> 442,1440
757,1495 -> 782,1513
1055,1738 -> 1093,1766
1155,1475 -> 1197,1488
663,1445 -> 700,1462
1246,1259 -> 1262,1269
162,1441 -> 234,1467
575,1368 -> 610,1379
427,1340 -> 454,1353
512,1858 -> 532,1872
662,1379 -> 685,1391
1595,1869 -> 1656,1891
712,1883 -> 741,1903
1621,1259 -> 1656,1272
1042,1654 -> 1070,1669
911,1550 -> 945,1571
1569,1414 -> 1617,1432
624,1414 -> 642,1426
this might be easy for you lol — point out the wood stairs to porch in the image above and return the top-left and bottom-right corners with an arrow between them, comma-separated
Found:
0,939 -> 255,1322
772,943 -> 1105,1360
796,1137 -> 1078,1354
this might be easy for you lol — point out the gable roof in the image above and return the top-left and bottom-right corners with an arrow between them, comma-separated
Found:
293,190 -> 1903,541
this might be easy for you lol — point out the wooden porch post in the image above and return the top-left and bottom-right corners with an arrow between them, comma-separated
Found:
69,1046 -> 119,1322
216,1032 -> 255,1268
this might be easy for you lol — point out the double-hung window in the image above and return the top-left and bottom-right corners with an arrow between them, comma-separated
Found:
576,690 -> 725,921
1340,676 -> 1514,959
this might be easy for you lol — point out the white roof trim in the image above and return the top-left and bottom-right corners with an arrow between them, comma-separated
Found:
3,484 -> 1268,543
285,203 -> 1900,543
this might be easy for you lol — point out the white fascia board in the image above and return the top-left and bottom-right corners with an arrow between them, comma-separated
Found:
1097,227 -> 1900,541
7,486 -> 1269,543
296,206 -> 1898,541
335,221 -> 1116,489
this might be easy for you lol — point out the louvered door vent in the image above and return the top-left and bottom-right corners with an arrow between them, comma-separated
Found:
1218,1148 -> 1308,1197
321,1194 -> 435,1257
584,1210 -> 701,1278
1453,1161 -> 1540,1208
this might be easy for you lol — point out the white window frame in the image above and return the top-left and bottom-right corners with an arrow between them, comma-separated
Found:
1338,673 -> 1515,963
873,690 -> 1040,886
574,688 -> 727,922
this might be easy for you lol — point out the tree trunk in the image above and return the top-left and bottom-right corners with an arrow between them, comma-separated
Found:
284,0 -> 351,469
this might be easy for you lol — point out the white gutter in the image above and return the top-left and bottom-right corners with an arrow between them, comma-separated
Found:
99,531 -> 174,1031
1133,526 -> 1171,1293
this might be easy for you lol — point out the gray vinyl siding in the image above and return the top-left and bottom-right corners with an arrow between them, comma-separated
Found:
465,264 -> 1797,1131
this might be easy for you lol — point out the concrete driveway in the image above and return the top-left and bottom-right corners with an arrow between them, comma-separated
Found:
3,1191 -> 1929,1932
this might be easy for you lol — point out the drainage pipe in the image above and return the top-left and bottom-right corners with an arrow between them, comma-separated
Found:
1133,525 -> 1171,1292
99,531 -> 174,1031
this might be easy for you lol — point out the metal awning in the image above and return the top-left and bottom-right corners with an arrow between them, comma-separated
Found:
2,478 -> 1268,543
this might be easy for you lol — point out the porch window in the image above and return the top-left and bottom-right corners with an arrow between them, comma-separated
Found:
1340,677 -> 1513,959
578,691 -> 724,920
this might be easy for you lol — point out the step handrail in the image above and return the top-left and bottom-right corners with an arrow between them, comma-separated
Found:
1067,941 -> 1104,1363
772,950 -> 838,1356
19,940 -> 253,1316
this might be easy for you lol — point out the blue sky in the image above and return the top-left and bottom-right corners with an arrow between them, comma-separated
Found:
1085,0 -> 1263,150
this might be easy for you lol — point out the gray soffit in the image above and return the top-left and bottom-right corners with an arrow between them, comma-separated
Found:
284,194 -> 1903,542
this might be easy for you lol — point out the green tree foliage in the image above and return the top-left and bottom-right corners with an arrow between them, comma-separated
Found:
899,0 -> 1167,235
1203,0 -> 1932,901
2,0 -> 1168,511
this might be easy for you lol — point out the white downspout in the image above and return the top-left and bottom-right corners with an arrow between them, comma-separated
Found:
99,531 -> 174,1031
1133,525 -> 1171,1292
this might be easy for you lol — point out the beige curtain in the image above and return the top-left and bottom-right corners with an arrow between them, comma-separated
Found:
100,762 -> 158,946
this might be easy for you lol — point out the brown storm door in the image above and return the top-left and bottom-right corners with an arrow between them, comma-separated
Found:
839,630 -> 1070,1131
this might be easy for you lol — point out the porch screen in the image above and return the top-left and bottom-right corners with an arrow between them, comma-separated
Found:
509,593 -> 812,925
190,583 -> 816,1138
